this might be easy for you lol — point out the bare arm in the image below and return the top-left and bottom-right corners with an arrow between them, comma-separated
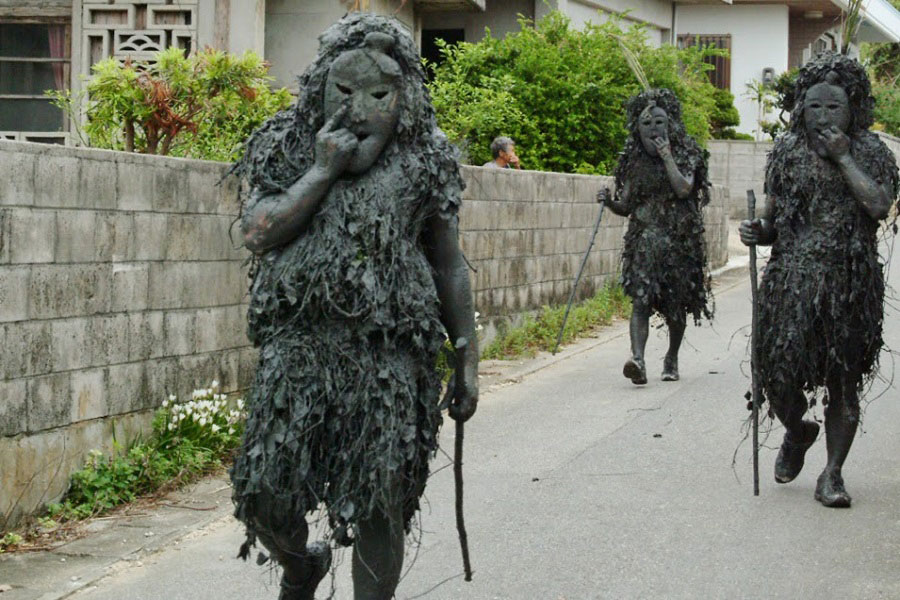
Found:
241,105 -> 357,254
242,167 -> 336,253
422,213 -> 478,422
600,181 -> 631,216
819,127 -> 892,221
655,138 -> 694,200
739,194 -> 777,247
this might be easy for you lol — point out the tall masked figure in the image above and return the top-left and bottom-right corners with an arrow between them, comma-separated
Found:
602,89 -> 714,385
228,14 -> 479,599
739,53 -> 899,507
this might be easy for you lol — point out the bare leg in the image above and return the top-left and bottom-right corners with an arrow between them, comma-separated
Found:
624,302 -> 649,385
352,503 -> 405,600
249,492 -> 330,600
770,385 -> 819,484
662,316 -> 685,381
816,373 -> 858,507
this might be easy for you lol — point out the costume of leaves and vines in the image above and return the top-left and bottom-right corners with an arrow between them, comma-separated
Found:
227,14 -> 464,550
757,53 -> 900,406
614,89 -> 714,326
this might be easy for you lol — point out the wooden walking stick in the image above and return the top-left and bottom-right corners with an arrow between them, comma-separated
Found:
747,190 -> 761,497
552,191 -> 607,355
444,337 -> 473,581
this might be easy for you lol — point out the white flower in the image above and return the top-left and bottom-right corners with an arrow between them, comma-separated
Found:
236,399 -> 244,411
179,413 -> 186,421
168,394 -> 176,402
228,427 -> 235,435
211,424 -> 221,433
168,423 -> 175,431
199,417 -> 207,426
161,399 -> 168,408
211,380 -> 220,389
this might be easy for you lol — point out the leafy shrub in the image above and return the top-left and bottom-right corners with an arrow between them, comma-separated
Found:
49,48 -> 292,162
428,11 -> 728,174
872,81 -> 900,137
47,382 -> 246,522
709,87 -> 741,139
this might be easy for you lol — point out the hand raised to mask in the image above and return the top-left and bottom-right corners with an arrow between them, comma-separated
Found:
314,104 -> 359,178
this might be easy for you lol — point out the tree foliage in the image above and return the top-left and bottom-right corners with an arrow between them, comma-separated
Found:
50,47 -> 292,162
427,11 -> 728,174
861,1 -> 899,137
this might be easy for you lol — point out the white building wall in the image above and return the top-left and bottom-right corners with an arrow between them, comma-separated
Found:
421,0 -> 534,43
675,4 -> 789,137
536,0 -> 671,46
262,1 -> 417,92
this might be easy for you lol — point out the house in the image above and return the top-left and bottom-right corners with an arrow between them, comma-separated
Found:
418,0 -> 900,136
1,0 -> 897,143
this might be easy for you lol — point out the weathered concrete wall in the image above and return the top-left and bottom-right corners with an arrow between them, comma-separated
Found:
0,141 -> 256,529
707,139 -> 772,219
461,167 -> 728,331
709,133 -> 900,219
0,141 -> 729,526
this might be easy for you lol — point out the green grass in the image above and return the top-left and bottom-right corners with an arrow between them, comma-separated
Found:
482,281 -> 631,360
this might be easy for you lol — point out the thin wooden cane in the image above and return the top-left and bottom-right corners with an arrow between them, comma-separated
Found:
747,190 -> 760,497
552,198 -> 606,355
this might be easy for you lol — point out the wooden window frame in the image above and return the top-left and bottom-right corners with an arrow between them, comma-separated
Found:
0,17 -> 72,135
677,33 -> 732,90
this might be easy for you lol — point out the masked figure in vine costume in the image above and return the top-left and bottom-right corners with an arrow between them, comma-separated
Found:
740,53 -> 898,508
601,89 -> 713,385
228,14 -> 478,599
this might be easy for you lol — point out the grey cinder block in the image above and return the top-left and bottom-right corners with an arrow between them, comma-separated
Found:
26,372 -> 72,432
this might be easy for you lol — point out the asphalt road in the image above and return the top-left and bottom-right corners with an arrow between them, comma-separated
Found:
70,254 -> 900,600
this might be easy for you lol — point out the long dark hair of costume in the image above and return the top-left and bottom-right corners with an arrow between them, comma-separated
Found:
613,88 -> 710,208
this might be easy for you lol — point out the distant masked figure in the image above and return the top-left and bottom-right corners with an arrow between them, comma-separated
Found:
602,88 -> 714,385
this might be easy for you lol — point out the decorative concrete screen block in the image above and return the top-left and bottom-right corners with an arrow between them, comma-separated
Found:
79,1 -> 201,81
82,4 -> 137,30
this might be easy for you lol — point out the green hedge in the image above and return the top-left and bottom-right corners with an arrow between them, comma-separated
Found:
428,11 -> 728,174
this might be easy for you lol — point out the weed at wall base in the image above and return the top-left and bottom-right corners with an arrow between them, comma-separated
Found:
482,281 -> 631,360
44,382 -> 246,524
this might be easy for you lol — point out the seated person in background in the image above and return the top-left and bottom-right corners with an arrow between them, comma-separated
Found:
483,136 -> 521,169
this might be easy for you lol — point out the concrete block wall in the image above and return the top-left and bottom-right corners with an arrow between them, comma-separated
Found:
707,139 -> 773,219
458,166 -> 730,330
0,142 -> 729,527
709,134 -> 900,219
0,141 -> 256,528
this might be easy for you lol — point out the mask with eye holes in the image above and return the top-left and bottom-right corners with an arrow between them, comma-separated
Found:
323,32 -> 403,174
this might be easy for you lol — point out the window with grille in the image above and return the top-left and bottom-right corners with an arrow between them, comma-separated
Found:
0,21 -> 71,144
677,33 -> 732,90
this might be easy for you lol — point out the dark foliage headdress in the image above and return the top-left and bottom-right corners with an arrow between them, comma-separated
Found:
229,13 -> 452,195
614,88 -> 710,208
787,51 -> 875,137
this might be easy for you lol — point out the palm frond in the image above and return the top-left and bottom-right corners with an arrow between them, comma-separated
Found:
841,0 -> 866,55
606,32 -> 650,92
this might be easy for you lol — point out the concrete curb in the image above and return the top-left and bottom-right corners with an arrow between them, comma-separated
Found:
0,478 -> 234,600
